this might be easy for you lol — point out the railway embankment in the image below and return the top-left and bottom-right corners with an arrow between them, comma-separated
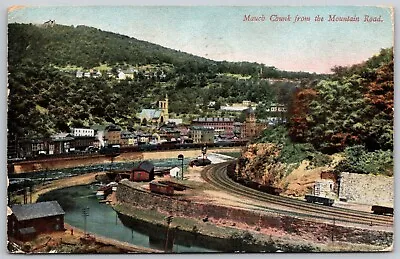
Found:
9,147 -> 241,174
115,180 -> 393,251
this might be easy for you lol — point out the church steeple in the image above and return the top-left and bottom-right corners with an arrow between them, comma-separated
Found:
158,94 -> 169,124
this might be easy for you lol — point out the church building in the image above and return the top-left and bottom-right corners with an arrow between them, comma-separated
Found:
137,96 -> 169,125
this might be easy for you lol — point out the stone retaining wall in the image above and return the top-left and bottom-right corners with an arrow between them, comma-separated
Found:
339,172 -> 394,207
116,181 -> 393,247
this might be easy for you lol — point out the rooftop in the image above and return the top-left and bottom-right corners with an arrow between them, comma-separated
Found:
11,201 -> 65,221
132,161 -> 155,173
192,117 -> 234,123
138,109 -> 162,119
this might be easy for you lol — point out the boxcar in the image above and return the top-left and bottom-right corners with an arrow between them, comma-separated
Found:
305,194 -> 334,206
258,185 -> 283,196
158,181 -> 187,191
371,205 -> 393,216
149,182 -> 174,196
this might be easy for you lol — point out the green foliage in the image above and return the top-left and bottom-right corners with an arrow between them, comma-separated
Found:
258,126 -> 332,166
336,145 -> 393,176
288,47 -> 393,154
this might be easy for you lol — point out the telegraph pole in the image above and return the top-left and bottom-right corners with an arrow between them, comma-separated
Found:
82,207 -> 90,237
178,154 -> 184,180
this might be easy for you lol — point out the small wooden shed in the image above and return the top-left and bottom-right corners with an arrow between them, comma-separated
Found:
130,161 -> 155,182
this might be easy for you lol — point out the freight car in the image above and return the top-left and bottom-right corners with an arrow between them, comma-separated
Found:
158,181 -> 188,191
226,162 -> 282,196
258,185 -> 283,195
371,205 -> 393,216
305,194 -> 334,206
149,182 -> 174,196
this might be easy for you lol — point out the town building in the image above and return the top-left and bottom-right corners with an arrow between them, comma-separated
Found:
241,108 -> 267,140
104,125 -> 122,145
266,103 -> 287,125
72,136 -> 99,151
137,96 -> 169,125
220,100 -> 258,112
190,126 -> 215,144
120,131 -> 136,146
191,117 -> 234,136
49,133 -> 74,154
8,201 -> 65,241
72,128 -> 95,137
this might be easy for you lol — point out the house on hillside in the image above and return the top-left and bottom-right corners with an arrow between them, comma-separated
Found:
118,71 -> 126,80
76,70 -> 83,78
8,201 -> 65,241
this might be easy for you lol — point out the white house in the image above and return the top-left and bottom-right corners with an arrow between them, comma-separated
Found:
118,71 -> 126,80
72,128 -> 95,137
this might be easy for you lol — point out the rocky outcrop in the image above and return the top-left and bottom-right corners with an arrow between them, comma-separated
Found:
235,143 -> 284,187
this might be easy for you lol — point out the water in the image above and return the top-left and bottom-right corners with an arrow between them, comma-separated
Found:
41,185 -> 218,253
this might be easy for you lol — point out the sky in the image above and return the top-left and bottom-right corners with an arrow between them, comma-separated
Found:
7,6 -> 394,74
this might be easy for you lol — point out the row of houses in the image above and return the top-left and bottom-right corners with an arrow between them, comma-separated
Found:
75,68 -> 167,80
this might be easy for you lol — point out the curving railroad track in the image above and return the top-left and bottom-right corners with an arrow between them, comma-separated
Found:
201,162 -> 393,229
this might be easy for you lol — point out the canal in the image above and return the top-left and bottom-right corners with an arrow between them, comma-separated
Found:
38,184 -> 219,253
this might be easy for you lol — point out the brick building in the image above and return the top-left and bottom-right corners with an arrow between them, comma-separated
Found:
104,125 -> 122,145
191,117 -> 234,136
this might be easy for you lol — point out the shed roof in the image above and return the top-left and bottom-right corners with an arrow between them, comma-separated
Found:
132,161 -> 155,173
11,201 -> 65,221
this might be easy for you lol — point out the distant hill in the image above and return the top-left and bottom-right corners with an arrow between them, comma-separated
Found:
8,23 -> 216,70
8,23 -> 319,79
7,23 -> 321,140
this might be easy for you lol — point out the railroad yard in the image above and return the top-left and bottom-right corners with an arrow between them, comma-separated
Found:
112,161 -> 393,251
7,153 -> 394,253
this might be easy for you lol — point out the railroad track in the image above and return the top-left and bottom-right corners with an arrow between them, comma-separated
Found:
201,162 -> 393,228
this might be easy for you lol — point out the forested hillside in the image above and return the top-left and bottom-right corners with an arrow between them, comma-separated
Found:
8,23 -> 319,77
7,23 -> 320,139
256,48 -> 393,176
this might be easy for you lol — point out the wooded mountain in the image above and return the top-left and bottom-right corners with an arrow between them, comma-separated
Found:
8,23 -> 318,78
8,23 -> 319,139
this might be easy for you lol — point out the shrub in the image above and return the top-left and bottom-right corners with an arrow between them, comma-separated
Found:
336,145 -> 393,175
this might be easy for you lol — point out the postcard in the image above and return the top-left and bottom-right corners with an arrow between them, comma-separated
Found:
6,6 -> 394,253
